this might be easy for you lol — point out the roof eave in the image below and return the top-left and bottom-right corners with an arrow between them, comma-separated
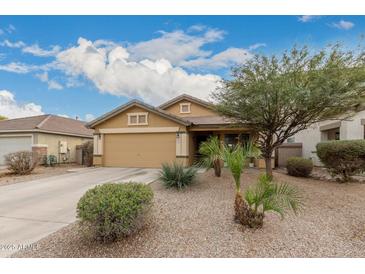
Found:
0,129 -> 93,138
158,94 -> 215,110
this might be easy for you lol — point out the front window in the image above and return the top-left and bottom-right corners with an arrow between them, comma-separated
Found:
224,134 -> 239,148
138,114 -> 146,124
128,113 -> 148,125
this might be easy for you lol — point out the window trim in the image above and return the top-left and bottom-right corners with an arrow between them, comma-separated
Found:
127,112 -> 149,126
180,103 -> 191,114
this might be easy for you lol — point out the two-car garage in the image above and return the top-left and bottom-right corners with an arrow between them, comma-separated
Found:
103,133 -> 177,168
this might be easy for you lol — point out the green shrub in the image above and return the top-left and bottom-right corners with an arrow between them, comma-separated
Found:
316,140 -> 365,182
159,162 -> 197,189
77,183 -> 153,243
286,157 -> 313,177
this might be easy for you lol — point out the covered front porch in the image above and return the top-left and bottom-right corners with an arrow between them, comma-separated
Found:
187,127 -> 254,165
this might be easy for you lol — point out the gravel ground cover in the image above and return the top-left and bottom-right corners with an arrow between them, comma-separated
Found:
0,164 -> 84,186
12,168 -> 365,258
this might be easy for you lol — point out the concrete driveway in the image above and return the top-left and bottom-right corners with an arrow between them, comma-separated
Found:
0,167 -> 159,257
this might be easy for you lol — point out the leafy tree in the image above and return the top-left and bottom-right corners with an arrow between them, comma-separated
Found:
214,45 -> 365,177
0,115 -> 7,121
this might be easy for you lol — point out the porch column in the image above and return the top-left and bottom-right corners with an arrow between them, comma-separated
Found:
219,132 -> 225,147
93,133 -> 104,166
176,132 -> 189,166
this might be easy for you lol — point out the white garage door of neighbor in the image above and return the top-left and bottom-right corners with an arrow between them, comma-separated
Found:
0,136 -> 32,165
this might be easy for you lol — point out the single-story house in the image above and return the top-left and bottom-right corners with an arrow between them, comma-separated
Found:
0,114 -> 93,165
87,94 -> 262,168
285,109 -> 365,166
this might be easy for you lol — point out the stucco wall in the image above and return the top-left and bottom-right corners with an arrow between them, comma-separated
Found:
36,132 -> 91,163
292,110 -> 365,165
94,105 -> 186,132
92,104 -> 190,167
163,99 -> 217,117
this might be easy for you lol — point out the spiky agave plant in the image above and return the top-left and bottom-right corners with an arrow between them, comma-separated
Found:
159,162 -> 197,190
198,136 -> 224,177
244,174 -> 304,227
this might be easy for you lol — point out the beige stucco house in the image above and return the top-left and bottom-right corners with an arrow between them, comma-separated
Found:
0,115 -> 93,165
88,94 -> 256,168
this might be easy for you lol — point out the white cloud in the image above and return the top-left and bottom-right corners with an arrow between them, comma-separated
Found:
187,24 -> 207,32
0,62 -> 37,74
48,80 -> 63,90
0,26 -> 261,103
298,16 -> 321,23
0,39 -> 26,48
84,113 -> 95,122
128,28 -> 225,65
0,90 -> 43,119
56,37 -> 220,104
332,20 -> 355,30
57,114 -> 69,118
35,72 -> 63,90
0,29 -> 4,35
22,44 -> 61,57
0,39 -> 61,57
249,43 -> 266,50
181,47 -> 252,69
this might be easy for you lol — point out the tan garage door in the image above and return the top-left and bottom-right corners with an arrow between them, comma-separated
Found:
104,133 -> 176,168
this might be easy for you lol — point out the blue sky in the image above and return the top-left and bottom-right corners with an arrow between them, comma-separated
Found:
0,15 -> 364,121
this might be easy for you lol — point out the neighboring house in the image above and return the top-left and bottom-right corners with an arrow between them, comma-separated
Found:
0,115 -> 93,165
286,110 -> 365,166
87,94 -> 257,168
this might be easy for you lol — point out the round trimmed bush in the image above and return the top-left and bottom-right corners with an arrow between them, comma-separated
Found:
316,140 -> 365,182
286,157 -> 313,177
77,183 -> 153,243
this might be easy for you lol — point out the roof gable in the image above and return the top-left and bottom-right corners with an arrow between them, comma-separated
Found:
86,100 -> 191,128
158,94 -> 214,110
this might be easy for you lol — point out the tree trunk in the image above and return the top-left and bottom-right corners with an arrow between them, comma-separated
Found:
234,193 -> 263,228
213,159 -> 221,177
265,156 -> 273,179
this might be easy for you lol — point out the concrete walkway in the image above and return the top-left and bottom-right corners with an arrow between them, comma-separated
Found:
0,167 -> 159,257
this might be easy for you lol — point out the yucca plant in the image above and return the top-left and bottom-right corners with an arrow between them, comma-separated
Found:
159,162 -> 197,190
244,174 -> 304,228
198,136 -> 224,177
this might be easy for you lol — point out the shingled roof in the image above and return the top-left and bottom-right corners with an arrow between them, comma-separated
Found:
0,115 -> 93,137
158,93 -> 214,110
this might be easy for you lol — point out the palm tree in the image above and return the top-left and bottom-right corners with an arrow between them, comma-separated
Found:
223,142 -> 260,225
198,136 -> 224,177
244,174 -> 303,227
